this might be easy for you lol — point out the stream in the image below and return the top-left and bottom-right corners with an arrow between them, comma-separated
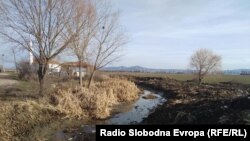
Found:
52,90 -> 166,141
107,90 -> 166,124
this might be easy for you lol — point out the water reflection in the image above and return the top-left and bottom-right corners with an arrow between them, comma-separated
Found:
107,90 -> 166,124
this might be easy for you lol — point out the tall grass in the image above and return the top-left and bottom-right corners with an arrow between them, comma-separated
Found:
48,78 -> 139,119
0,78 -> 139,140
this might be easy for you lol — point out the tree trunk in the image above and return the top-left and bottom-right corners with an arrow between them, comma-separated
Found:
78,60 -> 83,86
198,69 -> 202,85
38,63 -> 47,95
88,70 -> 95,88
39,77 -> 44,95
198,77 -> 201,85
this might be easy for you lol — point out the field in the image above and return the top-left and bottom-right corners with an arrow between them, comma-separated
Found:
121,72 -> 250,124
104,71 -> 250,84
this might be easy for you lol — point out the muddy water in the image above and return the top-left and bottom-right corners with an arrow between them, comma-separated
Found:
107,90 -> 166,124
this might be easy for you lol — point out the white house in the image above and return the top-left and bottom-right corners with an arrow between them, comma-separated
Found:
29,50 -> 61,73
29,48 -> 90,76
47,60 -> 61,73
32,59 -> 61,74
61,61 -> 90,77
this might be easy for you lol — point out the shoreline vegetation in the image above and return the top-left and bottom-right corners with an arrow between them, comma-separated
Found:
0,74 -> 139,140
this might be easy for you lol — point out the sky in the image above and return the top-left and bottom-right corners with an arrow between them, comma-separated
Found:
106,0 -> 250,70
0,0 -> 250,70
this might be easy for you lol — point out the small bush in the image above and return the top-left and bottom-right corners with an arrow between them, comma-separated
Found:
48,88 -> 86,119
84,72 -> 110,82
94,73 -> 110,81
17,61 -> 37,80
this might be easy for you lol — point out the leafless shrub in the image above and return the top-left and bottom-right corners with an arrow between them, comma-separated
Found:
93,73 -> 110,81
17,61 -> 37,80
190,48 -> 221,85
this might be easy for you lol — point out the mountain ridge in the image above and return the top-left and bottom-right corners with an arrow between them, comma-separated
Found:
103,66 -> 250,75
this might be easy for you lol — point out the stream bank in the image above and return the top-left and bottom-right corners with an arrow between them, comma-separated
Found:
51,89 -> 166,141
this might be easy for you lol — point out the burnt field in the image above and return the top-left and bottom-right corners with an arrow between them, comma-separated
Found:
112,73 -> 250,124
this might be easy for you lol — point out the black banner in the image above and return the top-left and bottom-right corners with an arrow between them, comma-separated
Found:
96,125 -> 250,141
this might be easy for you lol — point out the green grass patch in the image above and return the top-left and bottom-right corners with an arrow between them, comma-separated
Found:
203,75 -> 250,84
105,72 -> 250,84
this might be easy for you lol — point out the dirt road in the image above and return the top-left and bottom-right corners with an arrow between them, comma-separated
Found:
0,73 -> 18,86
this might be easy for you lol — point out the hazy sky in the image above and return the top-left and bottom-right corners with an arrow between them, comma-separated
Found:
107,0 -> 250,69
1,0 -> 250,70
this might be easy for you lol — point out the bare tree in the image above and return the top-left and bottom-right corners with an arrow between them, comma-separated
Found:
190,48 -> 221,85
66,0 -> 97,86
87,10 -> 127,88
0,0 -> 82,95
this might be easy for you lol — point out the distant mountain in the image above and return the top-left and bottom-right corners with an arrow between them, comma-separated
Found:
103,66 -> 191,74
224,69 -> 250,75
103,66 -> 250,75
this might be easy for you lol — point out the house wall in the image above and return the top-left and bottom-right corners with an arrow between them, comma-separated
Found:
71,67 -> 87,77
49,64 -> 61,73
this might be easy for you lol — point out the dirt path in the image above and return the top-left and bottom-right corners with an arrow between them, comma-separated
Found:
0,73 -> 18,86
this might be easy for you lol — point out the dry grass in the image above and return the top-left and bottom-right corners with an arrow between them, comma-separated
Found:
0,100 -> 58,141
48,78 -> 139,119
0,77 -> 139,140
89,78 -> 139,118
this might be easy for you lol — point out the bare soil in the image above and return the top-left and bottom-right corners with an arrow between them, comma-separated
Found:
133,77 -> 250,124
0,73 -> 18,86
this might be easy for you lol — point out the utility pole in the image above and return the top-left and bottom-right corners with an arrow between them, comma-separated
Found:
11,48 -> 18,72
29,35 -> 33,65
0,54 -> 4,72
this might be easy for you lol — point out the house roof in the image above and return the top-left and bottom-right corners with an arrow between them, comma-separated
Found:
33,59 -> 60,64
62,61 -> 90,68
48,60 -> 61,64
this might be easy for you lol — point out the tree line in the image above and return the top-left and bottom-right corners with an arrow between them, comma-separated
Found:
0,0 -> 126,95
